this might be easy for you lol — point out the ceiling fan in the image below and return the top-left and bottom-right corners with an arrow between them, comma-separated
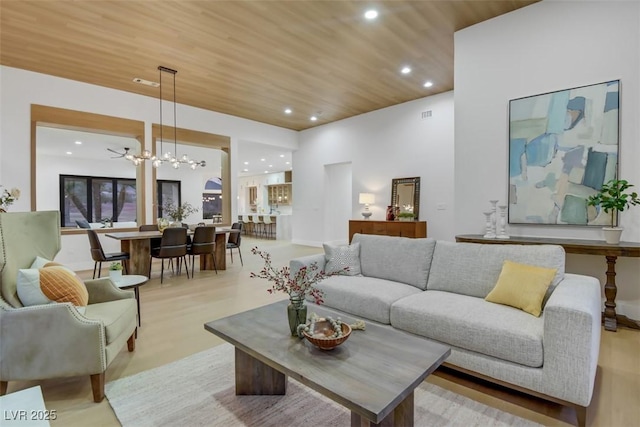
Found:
107,147 -> 131,158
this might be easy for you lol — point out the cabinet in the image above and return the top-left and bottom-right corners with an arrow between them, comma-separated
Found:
349,220 -> 427,242
267,183 -> 292,205
248,186 -> 258,210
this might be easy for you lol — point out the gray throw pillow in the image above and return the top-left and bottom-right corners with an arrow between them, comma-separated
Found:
323,242 -> 361,276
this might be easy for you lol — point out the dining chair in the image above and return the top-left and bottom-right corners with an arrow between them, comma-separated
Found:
226,222 -> 244,266
139,224 -> 162,250
187,226 -> 217,276
87,229 -> 130,279
149,227 -> 190,284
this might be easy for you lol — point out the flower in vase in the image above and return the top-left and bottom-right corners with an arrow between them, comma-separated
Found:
0,186 -> 20,211
250,247 -> 347,304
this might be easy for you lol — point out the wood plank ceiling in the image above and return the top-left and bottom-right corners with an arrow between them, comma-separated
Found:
0,1 -> 538,131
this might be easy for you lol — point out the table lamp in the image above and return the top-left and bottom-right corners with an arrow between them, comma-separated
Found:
359,193 -> 375,219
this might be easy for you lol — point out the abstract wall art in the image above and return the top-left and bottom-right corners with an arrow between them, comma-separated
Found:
508,80 -> 619,226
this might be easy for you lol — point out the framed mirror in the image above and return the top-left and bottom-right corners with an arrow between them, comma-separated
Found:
391,177 -> 420,220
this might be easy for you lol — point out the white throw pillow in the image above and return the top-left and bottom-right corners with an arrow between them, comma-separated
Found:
323,242 -> 361,276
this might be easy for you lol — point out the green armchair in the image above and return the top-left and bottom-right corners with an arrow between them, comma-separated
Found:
0,211 -> 137,402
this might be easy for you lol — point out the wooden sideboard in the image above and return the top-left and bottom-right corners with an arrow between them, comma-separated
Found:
349,220 -> 427,242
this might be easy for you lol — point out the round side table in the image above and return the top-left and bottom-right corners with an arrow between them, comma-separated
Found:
112,274 -> 148,326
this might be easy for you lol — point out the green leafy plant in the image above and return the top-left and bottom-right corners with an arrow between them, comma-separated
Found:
397,212 -> 415,219
109,262 -> 123,271
587,179 -> 640,227
162,199 -> 199,222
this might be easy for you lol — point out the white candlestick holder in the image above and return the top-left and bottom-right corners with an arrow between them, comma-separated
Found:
496,205 -> 510,239
483,211 -> 496,238
489,200 -> 499,237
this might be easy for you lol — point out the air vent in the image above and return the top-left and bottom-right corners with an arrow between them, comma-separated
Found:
421,110 -> 432,119
133,77 -> 160,88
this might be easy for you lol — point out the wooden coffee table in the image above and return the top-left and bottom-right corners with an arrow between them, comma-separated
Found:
204,300 -> 450,426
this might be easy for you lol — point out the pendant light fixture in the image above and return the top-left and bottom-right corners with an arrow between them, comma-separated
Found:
124,66 -> 206,170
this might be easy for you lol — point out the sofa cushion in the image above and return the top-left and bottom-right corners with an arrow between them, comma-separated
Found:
83,299 -> 137,344
351,234 -> 436,290
311,275 -> 423,324
486,260 -> 557,317
323,242 -> 361,275
427,241 -> 565,299
391,290 -> 544,368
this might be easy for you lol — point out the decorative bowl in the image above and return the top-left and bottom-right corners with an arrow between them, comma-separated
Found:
303,320 -> 352,350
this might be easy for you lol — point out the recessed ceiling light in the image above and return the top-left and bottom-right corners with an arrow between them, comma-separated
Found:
244,161 -> 249,165
310,116 -> 318,121
423,81 -> 434,88
269,164 -> 273,167
75,141 -> 82,145
284,108 -> 292,114
364,9 -> 378,20
401,67 -> 411,74
260,158 -> 266,161
264,170 -> 269,174
66,151 -> 73,155
286,161 -> 290,165
132,77 -> 160,88
279,154 -> 285,158
243,168 -> 249,172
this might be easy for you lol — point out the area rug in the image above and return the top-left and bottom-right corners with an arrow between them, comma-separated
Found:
105,344 -> 541,427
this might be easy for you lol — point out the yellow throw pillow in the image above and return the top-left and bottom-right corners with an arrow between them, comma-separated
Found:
485,260 -> 557,317
17,265 -> 89,307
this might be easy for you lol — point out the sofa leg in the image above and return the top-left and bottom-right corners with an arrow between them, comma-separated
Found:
127,332 -> 136,352
1,381 -> 7,395
90,373 -> 105,402
575,405 -> 587,427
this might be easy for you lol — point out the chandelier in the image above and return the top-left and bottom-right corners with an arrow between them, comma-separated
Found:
125,66 -> 206,170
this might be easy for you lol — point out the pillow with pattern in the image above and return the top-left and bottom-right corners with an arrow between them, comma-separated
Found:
17,265 -> 89,308
323,242 -> 361,276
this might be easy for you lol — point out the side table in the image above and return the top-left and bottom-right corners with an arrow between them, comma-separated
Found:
112,275 -> 148,326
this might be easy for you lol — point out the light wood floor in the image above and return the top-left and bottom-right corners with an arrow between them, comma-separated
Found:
4,237 -> 639,426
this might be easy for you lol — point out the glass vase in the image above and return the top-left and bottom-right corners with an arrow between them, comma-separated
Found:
287,295 -> 307,336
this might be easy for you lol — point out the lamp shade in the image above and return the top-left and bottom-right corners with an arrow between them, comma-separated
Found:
359,193 -> 375,205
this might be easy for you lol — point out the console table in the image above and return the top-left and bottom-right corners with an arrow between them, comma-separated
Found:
349,220 -> 427,242
455,234 -> 640,332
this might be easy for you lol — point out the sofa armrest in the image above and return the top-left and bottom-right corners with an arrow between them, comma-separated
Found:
85,278 -> 135,304
289,254 -> 326,276
542,273 -> 601,406
0,303 -> 107,381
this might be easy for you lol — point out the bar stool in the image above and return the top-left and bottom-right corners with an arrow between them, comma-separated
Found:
242,215 -> 253,236
252,215 -> 264,238
262,215 -> 275,239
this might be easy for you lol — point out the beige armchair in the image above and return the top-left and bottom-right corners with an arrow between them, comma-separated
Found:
0,211 -> 137,402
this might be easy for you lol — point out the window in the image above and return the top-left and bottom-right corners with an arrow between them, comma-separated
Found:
60,175 -> 137,227
157,180 -> 181,219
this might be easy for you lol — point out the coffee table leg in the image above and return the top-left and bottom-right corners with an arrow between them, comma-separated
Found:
351,391 -> 414,427
235,347 -> 286,395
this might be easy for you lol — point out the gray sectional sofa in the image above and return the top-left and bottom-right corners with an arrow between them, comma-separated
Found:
290,233 -> 601,426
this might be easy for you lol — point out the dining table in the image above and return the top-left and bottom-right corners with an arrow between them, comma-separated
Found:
105,227 -> 240,275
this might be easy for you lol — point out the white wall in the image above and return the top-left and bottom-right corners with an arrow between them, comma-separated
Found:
294,91 -> 455,246
0,66 -> 298,270
454,1 -> 640,317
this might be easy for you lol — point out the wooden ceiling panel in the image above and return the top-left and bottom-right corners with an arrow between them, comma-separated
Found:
1,1 -> 538,130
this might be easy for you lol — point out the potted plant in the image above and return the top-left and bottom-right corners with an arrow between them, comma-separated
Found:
397,212 -> 415,222
587,179 -> 640,244
162,199 -> 199,225
109,262 -> 123,281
